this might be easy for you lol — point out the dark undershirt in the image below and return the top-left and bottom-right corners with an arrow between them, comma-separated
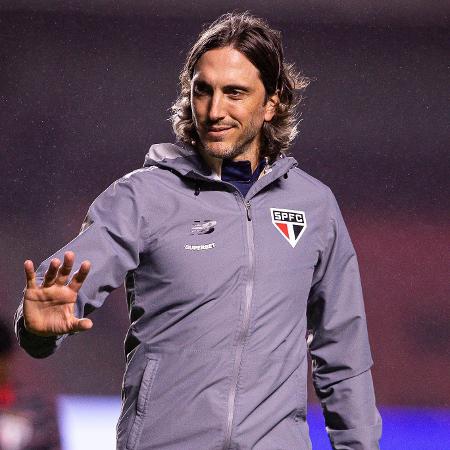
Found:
221,158 -> 265,197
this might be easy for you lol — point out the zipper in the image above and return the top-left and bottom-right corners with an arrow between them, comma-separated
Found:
222,192 -> 255,450
244,200 -> 252,221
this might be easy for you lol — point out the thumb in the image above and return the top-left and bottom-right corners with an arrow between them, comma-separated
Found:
71,318 -> 93,333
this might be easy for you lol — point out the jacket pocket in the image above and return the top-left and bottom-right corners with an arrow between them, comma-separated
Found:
292,367 -> 311,449
126,356 -> 159,450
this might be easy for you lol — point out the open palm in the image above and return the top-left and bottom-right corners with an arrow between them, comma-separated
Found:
23,251 -> 93,336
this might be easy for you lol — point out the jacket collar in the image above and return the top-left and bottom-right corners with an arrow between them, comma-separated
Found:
143,142 -> 297,195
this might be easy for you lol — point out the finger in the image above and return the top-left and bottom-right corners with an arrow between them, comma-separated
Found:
71,318 -> 93,333
24,260 -> 37,289
68,260 -> 91,292
42,258 -> 61,287
55,251 -> 75,285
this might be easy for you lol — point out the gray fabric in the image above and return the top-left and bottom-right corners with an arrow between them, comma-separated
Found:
15,143 -> 382,449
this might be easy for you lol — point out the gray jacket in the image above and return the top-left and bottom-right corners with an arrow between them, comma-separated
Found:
15,143 -> 382,449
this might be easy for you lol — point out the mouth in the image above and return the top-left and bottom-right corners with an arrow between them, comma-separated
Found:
205,126 -> 234,137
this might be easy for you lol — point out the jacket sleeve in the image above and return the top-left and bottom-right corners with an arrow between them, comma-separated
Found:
306,189 -> 382,449
14,173 -> 148,358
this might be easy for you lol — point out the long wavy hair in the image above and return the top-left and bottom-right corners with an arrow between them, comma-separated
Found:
170,12 -> 310,162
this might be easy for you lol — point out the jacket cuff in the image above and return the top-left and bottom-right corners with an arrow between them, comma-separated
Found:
327,414 -> 382,450
15,314 -> 65,359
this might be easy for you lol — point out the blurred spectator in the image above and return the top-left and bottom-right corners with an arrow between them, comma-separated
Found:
0,319 -> 60,450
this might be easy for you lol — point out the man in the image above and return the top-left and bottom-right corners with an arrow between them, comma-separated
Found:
15,12 -> 382,450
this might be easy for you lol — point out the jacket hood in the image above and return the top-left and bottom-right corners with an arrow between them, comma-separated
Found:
143,142 -> 298,184
143,143 -> 216,180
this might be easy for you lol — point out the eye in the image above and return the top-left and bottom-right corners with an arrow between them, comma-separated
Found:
193,83 -> 210,96
227,89 -> 243,99
223,86 -> 248,99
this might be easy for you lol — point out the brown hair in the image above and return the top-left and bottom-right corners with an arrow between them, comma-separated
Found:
170,12 -> 310,162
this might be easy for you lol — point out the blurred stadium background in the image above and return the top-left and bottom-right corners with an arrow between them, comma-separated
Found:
1,1 -> 449,448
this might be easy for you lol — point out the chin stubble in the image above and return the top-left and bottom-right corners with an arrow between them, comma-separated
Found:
202,142 -> 248,160
201,122 -> 261,161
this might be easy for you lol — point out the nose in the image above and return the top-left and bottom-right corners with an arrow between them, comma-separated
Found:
208,91 -> 226,122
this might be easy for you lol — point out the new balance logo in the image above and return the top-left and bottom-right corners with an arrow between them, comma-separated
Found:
191,220 -> 216,235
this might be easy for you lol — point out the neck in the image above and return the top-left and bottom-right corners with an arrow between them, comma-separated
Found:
198,150 -> 223,177
197,147 -> 261,177
231,150 -> 260,172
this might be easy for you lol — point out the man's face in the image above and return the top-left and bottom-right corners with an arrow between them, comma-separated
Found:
190,46 -> 276,162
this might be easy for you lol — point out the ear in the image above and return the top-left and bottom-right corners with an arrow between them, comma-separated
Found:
264,92 -> 280,122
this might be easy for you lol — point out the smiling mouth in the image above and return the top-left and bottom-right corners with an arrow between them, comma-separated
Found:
206,126 -> 233,136
208,126 -> 232,131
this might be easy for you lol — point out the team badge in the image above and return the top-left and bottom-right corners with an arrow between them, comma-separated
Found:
270,208 -> 307,248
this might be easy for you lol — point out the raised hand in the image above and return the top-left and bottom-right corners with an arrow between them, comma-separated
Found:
23,251 -> 93,337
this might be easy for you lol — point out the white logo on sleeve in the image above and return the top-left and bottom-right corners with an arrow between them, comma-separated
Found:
270,208 -> 307,248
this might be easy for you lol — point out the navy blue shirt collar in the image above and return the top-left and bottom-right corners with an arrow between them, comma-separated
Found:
221,158 -> 266,197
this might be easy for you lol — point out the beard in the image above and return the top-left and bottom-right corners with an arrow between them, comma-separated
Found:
201,139 -> 250,160
198,116 -> 263,161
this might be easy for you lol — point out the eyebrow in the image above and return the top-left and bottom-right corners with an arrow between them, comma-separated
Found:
193,79 -> 251,93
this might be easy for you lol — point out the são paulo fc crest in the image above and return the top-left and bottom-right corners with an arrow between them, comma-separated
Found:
270,208 -> 307,248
